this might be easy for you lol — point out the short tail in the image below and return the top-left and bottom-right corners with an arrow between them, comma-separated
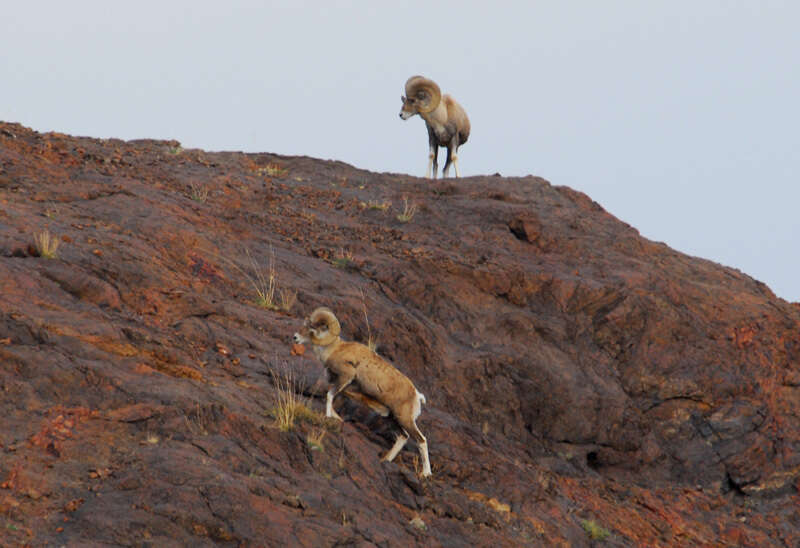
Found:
417,390 -> 426,406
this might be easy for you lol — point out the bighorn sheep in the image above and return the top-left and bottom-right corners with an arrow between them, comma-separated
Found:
293,307 -> 431,477
399,75 -> 470,179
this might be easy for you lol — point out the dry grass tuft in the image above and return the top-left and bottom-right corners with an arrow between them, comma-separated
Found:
367,199 -> 391,211
396,196 -> 418,223
581,519 -> 610,541
306,428 -> 326,451
188,182 -> 209,202
214,245 -> 297,312
359,288 -> 378,353
269,367 -> 320,432
279,287 -> 297,312
249,247 -> 278,309
184,403 -> 211,437
256,162 -> 288,178
409,514 -> 427,531
34,230 -> 59,259
332,247 -> 355,269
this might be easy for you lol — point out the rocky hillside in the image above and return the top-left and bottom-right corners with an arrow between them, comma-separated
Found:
1,121 -> 799,546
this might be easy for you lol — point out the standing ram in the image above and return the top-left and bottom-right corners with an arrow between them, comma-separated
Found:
293,307 -> 432,477
399,75 -> 470,179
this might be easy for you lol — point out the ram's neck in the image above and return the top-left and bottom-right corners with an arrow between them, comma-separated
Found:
420,102 -> 451,144
313,337 -> 342,363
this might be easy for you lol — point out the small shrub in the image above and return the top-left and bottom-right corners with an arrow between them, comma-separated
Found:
279,287 -> 297,312
233,247 -> 278,309
184,403 -> 211,436
269,368 -> 318,432
217,245 -> 295,312
367,199 -> 391,211
34,230 -> 59,259
250,248 -> 278,309
409,515 -> 426,531
396,197 -> 418,223
332,247 -> 355,269
306,428 -> 326,452
256,163 -> 288,178
188,182 -> 209,202
581,519 -> 610,541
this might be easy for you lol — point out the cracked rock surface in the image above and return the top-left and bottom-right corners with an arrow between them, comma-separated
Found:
1,121 -> 800,546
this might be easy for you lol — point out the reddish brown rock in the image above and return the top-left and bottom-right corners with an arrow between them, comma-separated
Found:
1,120 -> 799,546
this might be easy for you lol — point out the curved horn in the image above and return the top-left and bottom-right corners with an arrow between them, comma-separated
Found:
310,307 -> 341,337
405,76 -> 441,114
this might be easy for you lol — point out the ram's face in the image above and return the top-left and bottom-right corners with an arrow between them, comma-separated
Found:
293,324 -> 311,345
293,317 -> 328,345
399,96 -> 418,120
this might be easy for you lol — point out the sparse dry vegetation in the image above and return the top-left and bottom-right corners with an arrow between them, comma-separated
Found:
332,247 -> 355,269
226,246 -> 277,309
188,182 -> 209,202
359,288 -> 378,353
367,199 -> 391,211
249,248 -> 278,309
34,230 -> 59,259
214,245 -> 297,312
409,514 -> 427,531
581,519 -> 610,541
279,287 -> 297,312
255,162 -> 288,178
396,197 -> 418,223
306,428 -> 326,451
269,367 -> 319,432
184,403 -> 211,436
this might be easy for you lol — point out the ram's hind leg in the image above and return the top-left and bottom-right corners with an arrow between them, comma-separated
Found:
445,136 -> 461,178
396,416 -> 431,477
443,145 -> 454,178
382,431 -> 409,462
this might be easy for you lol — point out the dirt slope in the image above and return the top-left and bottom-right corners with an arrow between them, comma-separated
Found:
1,121 -> 799,546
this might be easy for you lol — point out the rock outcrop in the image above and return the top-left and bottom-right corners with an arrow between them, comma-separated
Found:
1,121 -> 799,546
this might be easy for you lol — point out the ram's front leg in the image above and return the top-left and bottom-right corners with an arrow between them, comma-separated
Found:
426,145 -> 439,179
426,131 -> 439,179
326,366 -> 356,421
443,136 -> 460,178
325,387 -> 344,421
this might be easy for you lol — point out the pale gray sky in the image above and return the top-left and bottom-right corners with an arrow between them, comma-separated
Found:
3,1 -> 798,301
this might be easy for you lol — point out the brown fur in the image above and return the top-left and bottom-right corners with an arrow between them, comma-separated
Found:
400,75 -> 470,178
294,307 -> 432,476
320,339 -> 420,417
